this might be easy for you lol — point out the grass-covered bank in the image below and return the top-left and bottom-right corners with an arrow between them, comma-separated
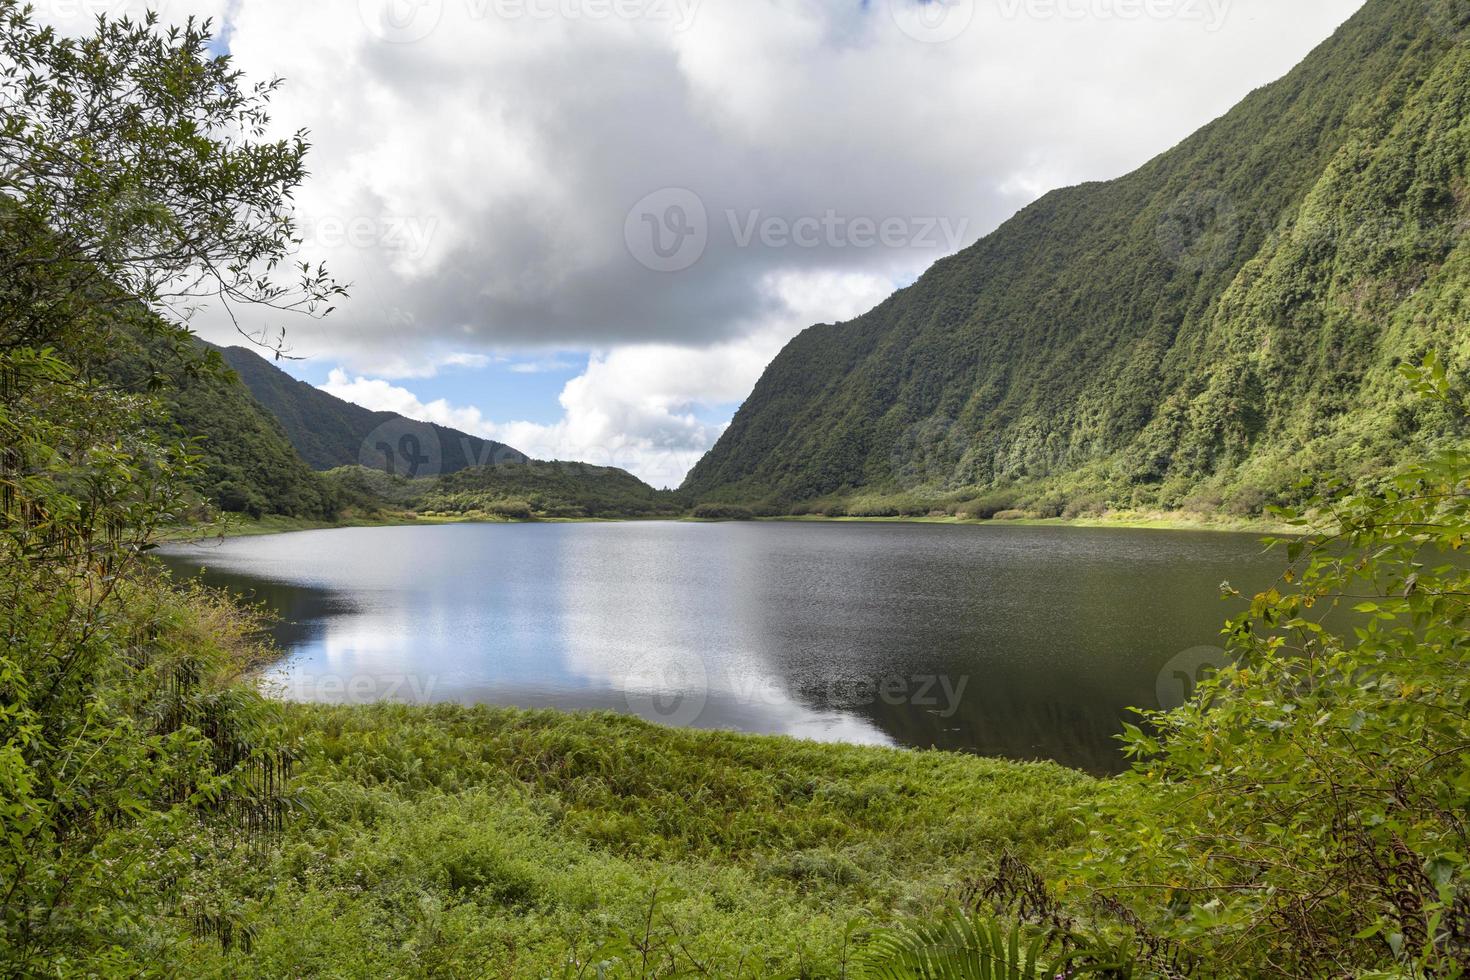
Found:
760,511 -> 1290,534
171,504 -> 1290,544
183,703 -> 1096,977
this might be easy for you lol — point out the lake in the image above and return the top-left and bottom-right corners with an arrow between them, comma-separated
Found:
158,520 -> 1284,773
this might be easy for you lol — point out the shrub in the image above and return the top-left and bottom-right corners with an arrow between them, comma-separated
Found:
1061,497 -> 1105,520
1031,494 -> 1067,519
845,497 -> 901,518
955,492 -> 1019,520
845,494 -> 930,518
692,503 -> 756,520
1078,362 -> 1470,975
1180,489 -> 1226,514
485,499 -> 533,520
1224,483 -> 1271,516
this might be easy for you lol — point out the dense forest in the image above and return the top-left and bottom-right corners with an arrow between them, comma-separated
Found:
684,0 -> 1470,519
324,460 -> 682,519
106,329 -> 341,520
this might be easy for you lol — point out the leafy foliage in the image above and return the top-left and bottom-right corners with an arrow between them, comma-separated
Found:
856,913 -> 1125,980
0,5 -> 335,969
415,461 -> 682,519
171,703 -> 1095,977
1075,362 -> 1470,975
685,0 -> 1470,519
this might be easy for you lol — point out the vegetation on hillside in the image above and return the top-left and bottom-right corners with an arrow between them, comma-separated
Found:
417,460 -> 684,519
217,343 -> 528,475
0,5 -> 338,973
685,0 -> 1470,519
317,460 -> 682,520
108,333 -> 340,520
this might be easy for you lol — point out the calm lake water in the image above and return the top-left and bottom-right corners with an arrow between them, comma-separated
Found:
158,521 -> 1284,773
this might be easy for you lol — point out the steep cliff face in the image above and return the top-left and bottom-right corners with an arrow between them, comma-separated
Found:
684,0 -> 1470,514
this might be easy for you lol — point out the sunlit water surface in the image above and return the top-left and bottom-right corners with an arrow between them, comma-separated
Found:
159,521 -> 1283,773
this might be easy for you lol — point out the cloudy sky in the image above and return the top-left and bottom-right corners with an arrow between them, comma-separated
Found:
51,0 -> 1363,486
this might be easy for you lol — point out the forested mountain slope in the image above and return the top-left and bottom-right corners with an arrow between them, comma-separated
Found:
218,344 -> 528,475
107,330 -> 339,519
684,0 -> 1470,516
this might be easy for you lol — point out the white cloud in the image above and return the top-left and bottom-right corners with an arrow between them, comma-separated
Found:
71,0 -> 1366,486
30,0 -> 231,35
201,0 -> 1364,359
339,350 -> 499,380
508,357 -> 578,374
321,268 -> 895,487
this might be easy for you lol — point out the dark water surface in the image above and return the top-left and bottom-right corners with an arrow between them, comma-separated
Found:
158,521 -> 1284,773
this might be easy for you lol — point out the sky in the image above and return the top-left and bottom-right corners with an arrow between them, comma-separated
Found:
43,0 -> 1365,487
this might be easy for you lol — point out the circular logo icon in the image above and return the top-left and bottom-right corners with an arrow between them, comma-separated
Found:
622,655 -> 709,728
1156,646 -> 1232,711
1425,0 -> 1469,43
358,0 -> 443,44
1158,188 -> 1240,273
359,418 -> 443,479
889,0 -> 975,44
624,188 -> 708,273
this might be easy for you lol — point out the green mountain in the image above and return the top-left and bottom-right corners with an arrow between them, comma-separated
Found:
684,0 -> 1470,517
327,459 -> 681,520
201,344 -> 673,519
217,344 -> 528,476
109,331 -> 339,520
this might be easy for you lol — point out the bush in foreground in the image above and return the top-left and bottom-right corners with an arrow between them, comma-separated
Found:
1074,361 -> 1470,975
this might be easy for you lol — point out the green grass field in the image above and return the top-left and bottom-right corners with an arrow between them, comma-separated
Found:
187,704 -> 1097,977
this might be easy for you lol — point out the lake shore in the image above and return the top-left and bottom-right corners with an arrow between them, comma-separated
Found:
182,701 -> 1101,975
763,510 -> 1293,534
162,506 -> 1292,542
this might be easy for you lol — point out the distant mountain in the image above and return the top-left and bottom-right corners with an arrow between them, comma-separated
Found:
216,344 -> 528,477
684,0 -> 1470,517
108,332 -> 338,519
208,343 -> 675,520
326,459 -> 681,520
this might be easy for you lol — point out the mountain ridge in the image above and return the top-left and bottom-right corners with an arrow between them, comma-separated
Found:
683,0 -> 1469,516
215,343 -> 529,477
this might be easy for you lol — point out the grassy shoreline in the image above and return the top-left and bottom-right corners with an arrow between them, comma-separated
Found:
162,507 -> 1288,542
189,702 -> 1100,976
763,510 -> 1290,534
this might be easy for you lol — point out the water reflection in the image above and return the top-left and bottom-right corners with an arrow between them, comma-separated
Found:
157,521 -> 1282,774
